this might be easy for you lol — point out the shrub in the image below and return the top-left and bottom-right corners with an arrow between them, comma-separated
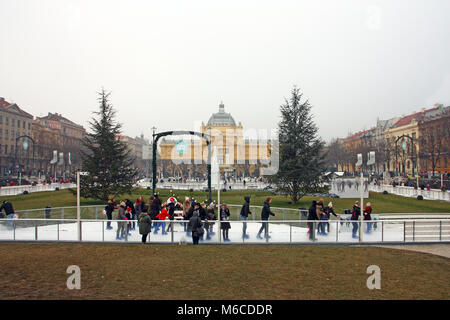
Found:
417,195 -> 424,200
55,187 -> 60,191
383,190 -> 388,195
23,190 -> 29,195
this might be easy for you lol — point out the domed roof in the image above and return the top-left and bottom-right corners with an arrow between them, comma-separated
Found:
206,102 -> 236,127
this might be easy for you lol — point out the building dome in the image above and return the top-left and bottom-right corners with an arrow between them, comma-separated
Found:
206,102 -> 236,127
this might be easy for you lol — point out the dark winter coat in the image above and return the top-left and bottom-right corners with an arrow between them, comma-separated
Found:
199,206 -> 207,220
167,202 -> 175,220
138,213 -> 151,235
104,203 -> 114,215
260,201 -> 275,220
325,207 -> 338,219
307,201 -> 318,221
0,201 -> 15,216
240,196 -> 251,218
150,201 -> 160,219
185,206 -> 195,221
351,205 -> 361,220
188,212 -> 203,236
154,196 -> 162,212
220,208 -> 231,229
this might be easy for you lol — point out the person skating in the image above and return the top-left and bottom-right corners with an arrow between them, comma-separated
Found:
324,202 -> 339,233
0,200 -> 16,229
187,209 -> 203,245
134,196 -> 143,228
363,202 -> 372,234
205,204 -> 216,240
138,205 -> 151,244
351,201 -> 361,239
165,198 -> 176,233
154,207 -> 170,234
317,202 -> 328,236
182,197 -> 191,235
125,206 -> 133,236
116,201 -> 127,240
104,199 -> 114,230
257,197 -> 277,239
307,200 -> 318,241
240,196 -> 252,239
219,203 -> 231,242
149,196 -> 159,229
125,198 -> 136,231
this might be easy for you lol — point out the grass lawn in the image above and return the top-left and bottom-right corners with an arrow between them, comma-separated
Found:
1,188 -> 449,219
0,243 -> 448,300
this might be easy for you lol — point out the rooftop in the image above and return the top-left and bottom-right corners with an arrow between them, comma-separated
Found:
206,102 -> 237,127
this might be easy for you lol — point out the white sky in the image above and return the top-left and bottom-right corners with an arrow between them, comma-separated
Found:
1,0 -> 449,142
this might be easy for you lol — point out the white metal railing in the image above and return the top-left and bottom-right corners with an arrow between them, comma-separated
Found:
1,218 -> 448,244
9,204 -> 450,222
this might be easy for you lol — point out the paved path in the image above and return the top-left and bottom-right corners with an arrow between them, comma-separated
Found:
379,244 -> 450,258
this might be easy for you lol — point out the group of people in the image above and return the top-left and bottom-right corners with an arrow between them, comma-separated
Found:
103,194 -> 280,245
307,199 -> 339,240
349,201 -> 373,238
306,198 -> 373,241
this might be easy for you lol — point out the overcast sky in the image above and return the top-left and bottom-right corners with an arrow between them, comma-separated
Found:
1,0 -> 449,142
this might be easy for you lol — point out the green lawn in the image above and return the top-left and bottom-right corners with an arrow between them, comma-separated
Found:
0,243 -> 448,300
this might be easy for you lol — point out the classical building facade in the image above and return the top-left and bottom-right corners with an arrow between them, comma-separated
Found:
159,103 -> 272,179
34,112 -> 86,177
0,97 -> 34,176
336,104 -> 449,176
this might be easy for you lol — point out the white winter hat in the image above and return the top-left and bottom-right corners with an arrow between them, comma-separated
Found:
328,202 -> 333,208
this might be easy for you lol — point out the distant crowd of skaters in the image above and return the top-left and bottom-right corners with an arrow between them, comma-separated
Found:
103,194 -> 280,244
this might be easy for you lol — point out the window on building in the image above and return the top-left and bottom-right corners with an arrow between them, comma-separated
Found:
11,119 -> 14,127
412,132 -> 416,139
18,120 -> 20,127
0,114 -> 2,124
4,145 -> 7,154
6,117 -> 9,125
28,123 -> 30,130
23,121 -> 25,129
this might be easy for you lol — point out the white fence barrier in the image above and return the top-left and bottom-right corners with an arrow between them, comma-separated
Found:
369,184 -> 450,201
0,183 -> 76,197
1,218 -> 449,244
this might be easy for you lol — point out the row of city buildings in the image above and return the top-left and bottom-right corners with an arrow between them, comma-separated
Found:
331,104 -> 450,176
0,96 -> 152,179
0,96 -> 272,181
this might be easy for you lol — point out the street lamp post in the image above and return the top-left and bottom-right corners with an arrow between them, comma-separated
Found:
77,170 -> 88,241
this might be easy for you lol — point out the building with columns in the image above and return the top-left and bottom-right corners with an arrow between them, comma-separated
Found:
159,103 -> 272,179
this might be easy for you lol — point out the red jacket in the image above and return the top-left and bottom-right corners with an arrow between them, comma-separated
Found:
156,208 -> 170,220
363,206 -> 372,220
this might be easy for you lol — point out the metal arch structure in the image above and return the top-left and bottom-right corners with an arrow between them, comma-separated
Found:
395,134 -> 416,177
152,130 -> 212,201
14,135 -> 35,176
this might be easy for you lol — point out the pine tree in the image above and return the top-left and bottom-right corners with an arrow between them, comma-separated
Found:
80,89 -> 137,201
269,87 -> 328,203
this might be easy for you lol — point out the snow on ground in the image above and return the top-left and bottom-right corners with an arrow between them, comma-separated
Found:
0,220 -> 406,243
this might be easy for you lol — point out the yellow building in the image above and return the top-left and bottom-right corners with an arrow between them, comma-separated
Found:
159,103 -> 272,178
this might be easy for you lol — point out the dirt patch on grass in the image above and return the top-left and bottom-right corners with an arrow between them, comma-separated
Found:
0,244 -> 448,300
